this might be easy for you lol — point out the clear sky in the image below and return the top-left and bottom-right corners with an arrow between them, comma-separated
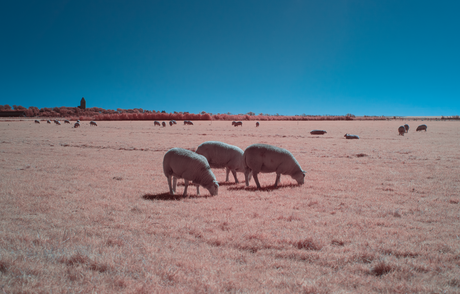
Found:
1,0 -> 459,116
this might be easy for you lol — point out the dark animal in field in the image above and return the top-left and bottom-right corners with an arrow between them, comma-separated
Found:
310,130 -> 327,135
404,124 -> 409,133
344,134 -> 359,139
398,126 -> 405,136
416,124 -> 427,132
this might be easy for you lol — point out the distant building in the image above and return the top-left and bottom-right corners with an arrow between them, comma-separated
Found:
79,97 -> 86,110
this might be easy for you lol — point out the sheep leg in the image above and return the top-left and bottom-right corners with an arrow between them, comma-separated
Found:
231,170 -> 239,183
225,167 -> 230,182
183,180 -> 189,197
253,173 -> 261,189
244,169 -> 251,187
274,173 -> 281,187
167,176 -> 175,195
173,177 -> 177,193
196,184 -> 200,195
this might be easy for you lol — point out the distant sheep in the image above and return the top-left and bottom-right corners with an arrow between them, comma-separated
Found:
310,130 -> 327,135
154,121 -> 160,126
64,120 -> 70,124
256,122 -> 260,127
196,141 -> 251,183
34,120 -> 40,124
416,124 -> 427,132
169,121 -> 173,126
344,134 -> 359,139
47,120 -> 51,124
55,121 -> 61,125
53,120 -> 59,124
74,122 -> 80,128
404,124 -> 409,133
162,122 -> 166,127
184,120 -> 194,125
90,121 -> 97,126
171,120 -> 177,124
163,148 -> 219,196
233,121 -> 243,127
244,144 -> 305,189
398,126 -> 405,136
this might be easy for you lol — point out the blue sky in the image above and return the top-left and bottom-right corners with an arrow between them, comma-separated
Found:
1,0 -> 459,116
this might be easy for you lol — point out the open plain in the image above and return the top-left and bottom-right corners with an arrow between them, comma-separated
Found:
0,119 -> 459,293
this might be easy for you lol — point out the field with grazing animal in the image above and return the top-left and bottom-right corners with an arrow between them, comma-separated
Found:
1,119 -> 459,293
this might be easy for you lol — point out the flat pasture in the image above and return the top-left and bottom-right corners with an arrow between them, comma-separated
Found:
1,120 -> 459,293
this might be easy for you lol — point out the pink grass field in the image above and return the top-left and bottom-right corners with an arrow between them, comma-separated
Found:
1,119 -> 459,293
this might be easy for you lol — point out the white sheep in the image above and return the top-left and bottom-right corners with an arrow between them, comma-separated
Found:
162,122 -> 166,127
64,120 -> 70,124
169,121 -> 174,126
163,148 -> 219,196
233,121 -> 242,127
34,120 -> 40,124
56,121 -> 61,125
404,124 -> 409,133
256,122 -> 260,127
196,141 -> 251,183
416,124 -> 427,132
90,121 -> 97,126
74,122 -> 80,128
310,130 -> 327,135
47,120 -> 51,124
184,120 -> 194,125
154,121 -> 160,126
398,126 -> 405,136
344,134 -> 359,139
172,120 -> 177,124
244,144 -> 305,189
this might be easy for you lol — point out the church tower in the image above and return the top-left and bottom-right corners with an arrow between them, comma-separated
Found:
80,97 -> 86,110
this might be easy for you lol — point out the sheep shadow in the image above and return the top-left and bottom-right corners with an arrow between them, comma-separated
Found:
227,183 -> 300,192
142,192 -> 216,201
142,193 -> 182,201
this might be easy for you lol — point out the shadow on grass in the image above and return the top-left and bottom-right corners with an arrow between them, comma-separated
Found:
142,193 -> 183,201
227,183 -> 300,192
142,192 -> 216,201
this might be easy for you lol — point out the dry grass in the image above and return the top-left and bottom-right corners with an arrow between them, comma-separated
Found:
1,119 -> 459,293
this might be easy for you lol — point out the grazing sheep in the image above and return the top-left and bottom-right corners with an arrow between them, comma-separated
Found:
163,148 -> 219,196
34,120 -> 40,124
64,120 -> 70,124
162,122 -> 166,127
90,121 -> 97,126
398,126 -> 405,136
231,121 -> 236,126
74,122 -> 80,128
196,141 -> 251,183
404,124 -> 409,133
416,124 -> 427,132
154,121 -> 161,126
310,130 -> 327,135
233,121 -> 243,127
244,144 -> 305,189
53,120 -> 59,124
172,120 -> 177,124
344,134 -> 359,139
47,120 -> 51,124
256,122 -> 260,127
184,120 -> 194,125
56,121 -> 61,125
